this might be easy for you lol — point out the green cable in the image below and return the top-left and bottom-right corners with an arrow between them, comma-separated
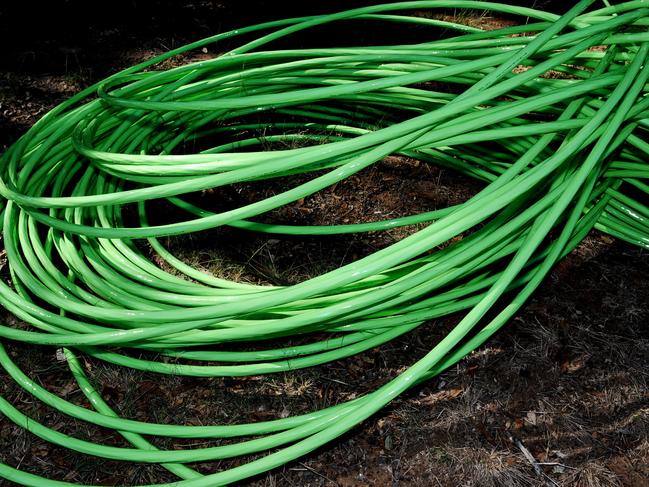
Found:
1,1 -> 649,485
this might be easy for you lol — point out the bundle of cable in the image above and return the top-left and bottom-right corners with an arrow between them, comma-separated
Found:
1,1 -> 648,485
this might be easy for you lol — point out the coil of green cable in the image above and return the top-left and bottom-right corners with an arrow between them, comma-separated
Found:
1,1 -> 649,485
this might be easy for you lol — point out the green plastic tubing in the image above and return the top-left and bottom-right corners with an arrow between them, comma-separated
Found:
1,1 -> 649,485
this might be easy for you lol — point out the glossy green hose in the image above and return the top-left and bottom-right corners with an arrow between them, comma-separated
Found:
1,1 -> 649,485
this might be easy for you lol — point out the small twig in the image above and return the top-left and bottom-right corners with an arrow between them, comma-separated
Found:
509,434 -> 557,487
321,376 -> 350,386
298,462 -> 338,486
511,434 -> 543,476
537,462 -> 577,470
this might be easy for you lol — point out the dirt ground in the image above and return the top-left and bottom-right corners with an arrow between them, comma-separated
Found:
1,2 -> 648,486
